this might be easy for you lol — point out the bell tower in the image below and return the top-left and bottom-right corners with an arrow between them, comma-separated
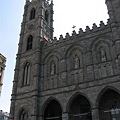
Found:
106,0 -> 120,23
24,0 -> 54,41
9,0 -> 54,120
43,0 -> 54,40
106,0 -> 120,56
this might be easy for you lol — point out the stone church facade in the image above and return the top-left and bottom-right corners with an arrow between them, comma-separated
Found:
9,0 -> 120,120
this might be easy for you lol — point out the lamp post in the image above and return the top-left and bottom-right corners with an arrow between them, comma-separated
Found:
111,105 -> 120,120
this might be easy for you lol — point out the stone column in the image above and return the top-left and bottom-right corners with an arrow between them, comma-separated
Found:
91,108 -> 99,120
62,113 -> 69,120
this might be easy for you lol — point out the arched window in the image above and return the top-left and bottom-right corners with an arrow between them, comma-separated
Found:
27,35 -> 33,51
44,100 -> 62,120
19,109 -> 28,120
45,10 -> 49,23
30,8 -> 36,20
23,62 -> 30,86
69,95 -> 92,120
99,89 -> 120,120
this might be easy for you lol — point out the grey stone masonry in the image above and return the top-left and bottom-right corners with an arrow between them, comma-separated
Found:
9,0 -> 120,120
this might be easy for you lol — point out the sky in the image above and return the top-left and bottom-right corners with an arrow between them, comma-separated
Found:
0,0 -> 109,112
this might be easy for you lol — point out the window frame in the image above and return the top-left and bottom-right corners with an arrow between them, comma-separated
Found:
23,62 -> 30,86
30,8 -> 36,20
19,109 -> 28,120
26,35 -> 33,51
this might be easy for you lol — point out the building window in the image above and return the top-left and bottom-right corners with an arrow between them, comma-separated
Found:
70,95 -> 92,120
23,62 -> 30,86
44,100 -> 62,120
0,67 -> 3,77
45,10 -> 49,23
0,67 -> 3,83
27,35 -> 33,51
99,90 -> 120,120
30,8 -> 36,20
19,109 -> 28,120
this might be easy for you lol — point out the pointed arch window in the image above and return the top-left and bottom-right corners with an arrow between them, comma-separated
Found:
45,10 -> 49,23
19,109 -> 28,120
99,89 -> 120,120
44,100 -> 62,120
27,35 -> 33,51
69,95 -> 92,120
23,62 -> 30,86
30,8 -> 36,20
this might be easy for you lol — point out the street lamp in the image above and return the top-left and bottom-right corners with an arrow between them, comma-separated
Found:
111,102 -> 120,120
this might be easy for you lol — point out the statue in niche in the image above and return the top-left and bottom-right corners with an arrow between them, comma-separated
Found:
50,61 -> 56,75
107,63 -> 113,76
99,47 -> 107,62
116,59 -> 120,69
74,55 -> 80,69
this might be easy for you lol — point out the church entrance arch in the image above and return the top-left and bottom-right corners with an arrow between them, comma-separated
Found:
99,89 -> 120,120
44,100 -> 62,120
69,95 -> 92,120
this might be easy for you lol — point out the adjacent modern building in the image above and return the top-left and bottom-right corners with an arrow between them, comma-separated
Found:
0,110 -> 9,120
9,0 -> 120,120
0,53 -> 6,96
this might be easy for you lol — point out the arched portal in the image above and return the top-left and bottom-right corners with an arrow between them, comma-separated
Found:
99,89 -> 120,120
69,95 -> 92,120
44,100 -> 62,120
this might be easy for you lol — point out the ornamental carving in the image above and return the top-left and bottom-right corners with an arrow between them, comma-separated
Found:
27,24 -> 35,30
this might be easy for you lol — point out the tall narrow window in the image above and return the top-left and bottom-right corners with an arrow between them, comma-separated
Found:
44,100 -> 62,120
0,67 -> 3,76
0,67 -> 3,82
30,8 -> 36,20
45,10 -> 49,23
27,35 -> 33,51
23,62 -> 30,86
19,109 -> 28,120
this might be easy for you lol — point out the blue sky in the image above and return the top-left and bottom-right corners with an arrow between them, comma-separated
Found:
0,0 -> 109,112
0,0 -> 24,112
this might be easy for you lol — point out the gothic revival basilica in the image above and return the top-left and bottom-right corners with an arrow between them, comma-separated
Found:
9,0 -> 120,120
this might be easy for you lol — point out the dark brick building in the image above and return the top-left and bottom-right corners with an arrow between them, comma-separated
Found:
9,0 -> 120,120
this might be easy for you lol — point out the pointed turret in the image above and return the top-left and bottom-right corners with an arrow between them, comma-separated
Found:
105,0 -> 120,56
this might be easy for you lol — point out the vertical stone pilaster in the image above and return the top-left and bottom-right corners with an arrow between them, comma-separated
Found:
62,113 -> 69,120
39,116 -> 43,120
106,0 -> 120,56
91,108 -> 99,120
115,40 -> 120,55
